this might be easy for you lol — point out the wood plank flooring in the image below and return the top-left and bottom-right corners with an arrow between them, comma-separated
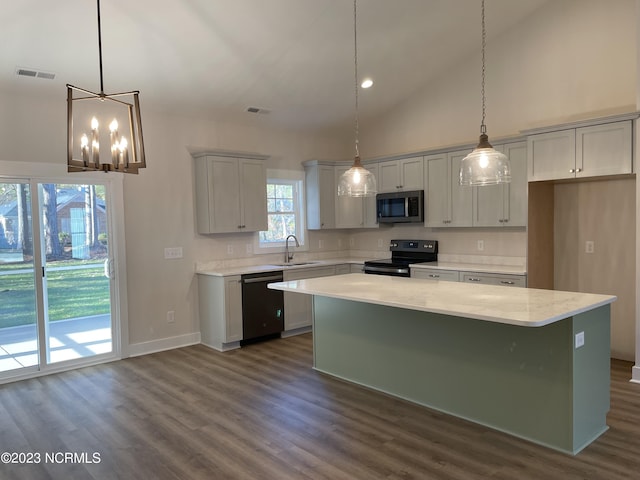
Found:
1,333 -> 639,479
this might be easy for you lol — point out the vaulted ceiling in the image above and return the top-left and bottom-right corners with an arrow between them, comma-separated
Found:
0,0 -> 549,131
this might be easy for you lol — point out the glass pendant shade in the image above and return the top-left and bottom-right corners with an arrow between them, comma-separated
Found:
459,134 -> 511,186
337,157 -> 377,197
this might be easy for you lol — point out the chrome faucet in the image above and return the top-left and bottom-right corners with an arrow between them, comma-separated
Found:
284,234 -> 299,263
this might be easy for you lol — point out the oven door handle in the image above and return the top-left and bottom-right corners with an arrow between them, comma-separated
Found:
364,265 -> 410,275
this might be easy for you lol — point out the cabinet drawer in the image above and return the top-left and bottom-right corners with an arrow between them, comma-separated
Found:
411,268 -> 459,282
460,273 -> 526,287
283,266 -> 336,281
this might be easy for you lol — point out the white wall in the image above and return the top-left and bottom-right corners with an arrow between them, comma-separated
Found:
0,89 -> 351,351
1,0 -> 637,360
361,0 -> 636,157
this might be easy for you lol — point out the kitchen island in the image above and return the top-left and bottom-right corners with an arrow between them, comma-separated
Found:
269,273 -> 616,455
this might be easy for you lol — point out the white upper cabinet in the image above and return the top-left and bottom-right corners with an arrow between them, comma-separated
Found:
378,157 -> 424,192
576,121 -> 633,177
527,129 -> 576,181
194,155 -> 267,234
474,141 -> 527,227
528,120 -> 632,181
334,165 -> 364,228
305,163 -> 336,230
425,150 -> 472,227
424,153 -> 449,227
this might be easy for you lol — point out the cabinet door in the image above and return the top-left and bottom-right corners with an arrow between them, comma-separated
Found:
335,166 -> 364,228
527,129 -> 576,181
210,157 -> 242,233
378,160 -> 401,192
424,153 -> 449,227
283,266 -> 336,330
449,150 -> 473,227
400,157 -> 424,191
503,142 -> 527,226
319,166 -> 336,229
473,142 -> 527,227
225,276 -> 243,342
576,121 -> 632,178
239,159 -> 268,232
362,163 -> 379,228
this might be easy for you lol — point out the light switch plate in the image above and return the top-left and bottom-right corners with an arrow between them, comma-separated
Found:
575,331 -> 585,348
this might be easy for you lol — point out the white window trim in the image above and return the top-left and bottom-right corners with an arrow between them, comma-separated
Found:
254,169 -> 308,255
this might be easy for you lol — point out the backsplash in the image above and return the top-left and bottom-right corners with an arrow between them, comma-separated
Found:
195,224 -> 527,271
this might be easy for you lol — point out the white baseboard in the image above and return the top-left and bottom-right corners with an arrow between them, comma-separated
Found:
127,332 -> 201,357
631,365 -> 640,384
281,326 -> 312,338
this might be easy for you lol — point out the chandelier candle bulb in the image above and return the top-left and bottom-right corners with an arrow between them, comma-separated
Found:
109,119 -> 119,164
80,134 -> 89,166
90,117 -> 100,166
119,137 -> 129,167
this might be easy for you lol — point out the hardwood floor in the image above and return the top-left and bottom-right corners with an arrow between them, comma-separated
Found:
1,333 -> 639,479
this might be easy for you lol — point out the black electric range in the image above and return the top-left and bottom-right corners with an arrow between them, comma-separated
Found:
363,239 -> 438,277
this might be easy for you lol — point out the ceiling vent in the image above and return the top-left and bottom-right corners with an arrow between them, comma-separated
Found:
246,106 -> 270,115
16,67 -> 56,80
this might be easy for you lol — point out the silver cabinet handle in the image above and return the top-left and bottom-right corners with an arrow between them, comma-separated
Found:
467,277 -> 481,282
576,168 -> 582,173
428,274 -> 440,278
500,280 -> 515,285
569,168 -> 575,173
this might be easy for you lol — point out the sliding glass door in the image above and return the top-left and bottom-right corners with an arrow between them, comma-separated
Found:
0,180 -> 116,377
0,182 -> 38,372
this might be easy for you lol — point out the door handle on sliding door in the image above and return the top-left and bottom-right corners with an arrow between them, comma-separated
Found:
104,259 -> 115,279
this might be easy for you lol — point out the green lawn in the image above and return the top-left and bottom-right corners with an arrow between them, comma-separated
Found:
0,261 -> 110,328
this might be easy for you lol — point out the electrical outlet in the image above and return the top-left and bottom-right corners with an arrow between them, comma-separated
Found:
318,239 -> 324,249
227,244 -> 234,255
477,240 -> 484,252
338,238 -> 342,248
164,247 -> 183,259
575,331 -> 585,348
377,239 -> 383,248
167,310 -> 175,324
585,241 -> 594,254
246,244 -> 253,254
349,237 -> 355,247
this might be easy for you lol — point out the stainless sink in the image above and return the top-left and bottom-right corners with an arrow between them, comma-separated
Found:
269,261 -> 319,267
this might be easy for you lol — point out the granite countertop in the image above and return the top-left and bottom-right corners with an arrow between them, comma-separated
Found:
411,262 -> 526,275
196,258 -> 366,277
269,273 -> 615,327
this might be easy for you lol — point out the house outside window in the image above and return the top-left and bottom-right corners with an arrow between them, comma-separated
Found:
257,170 -> 306,253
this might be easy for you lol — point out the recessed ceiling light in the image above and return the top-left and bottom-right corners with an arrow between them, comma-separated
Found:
361,78 -> 373,89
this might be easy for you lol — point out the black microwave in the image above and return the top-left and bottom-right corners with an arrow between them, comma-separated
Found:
376,190 -> 424,224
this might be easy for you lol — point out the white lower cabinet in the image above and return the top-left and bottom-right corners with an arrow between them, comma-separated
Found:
198,274 -> 243,351
335,264 -> 352,275
411,268 -> 526,287
460,272 -> 527,287
411,268 -> 460,282
283,266 -> 337,331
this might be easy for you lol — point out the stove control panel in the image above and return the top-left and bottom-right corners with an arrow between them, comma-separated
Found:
389,239 -> 438,253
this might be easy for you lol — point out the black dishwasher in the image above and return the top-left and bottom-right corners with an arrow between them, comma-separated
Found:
240,271 -> 284,344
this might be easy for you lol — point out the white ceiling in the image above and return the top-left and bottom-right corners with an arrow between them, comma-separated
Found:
0,0 -> 549,131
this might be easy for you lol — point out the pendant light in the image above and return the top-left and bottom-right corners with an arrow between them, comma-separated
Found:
67,0 -> 146,174
459,0 -> 510,186
337,0 -> 377,197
